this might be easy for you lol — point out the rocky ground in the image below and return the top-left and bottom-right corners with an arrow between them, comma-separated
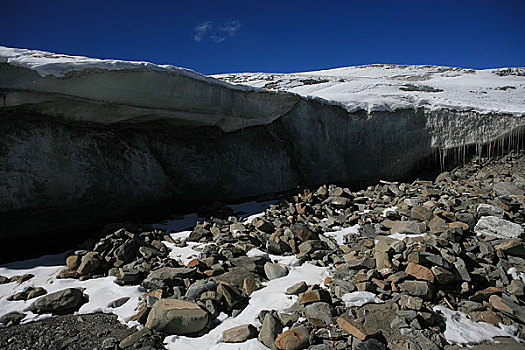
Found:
1,151 -> 524,350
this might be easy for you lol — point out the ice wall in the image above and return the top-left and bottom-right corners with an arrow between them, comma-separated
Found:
0,47 -> 524,259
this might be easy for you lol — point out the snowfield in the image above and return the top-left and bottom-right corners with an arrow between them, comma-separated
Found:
214,64 -> 525,115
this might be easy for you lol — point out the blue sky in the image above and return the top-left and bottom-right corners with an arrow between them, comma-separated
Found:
1,0 -> 524,74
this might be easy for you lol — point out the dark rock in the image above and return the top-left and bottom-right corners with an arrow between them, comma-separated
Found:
286,281 -> 308,295
34,288 -> 86,314
258,312 -> 283,350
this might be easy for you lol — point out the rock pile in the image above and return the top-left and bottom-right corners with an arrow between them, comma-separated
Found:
5,151 -> 522,349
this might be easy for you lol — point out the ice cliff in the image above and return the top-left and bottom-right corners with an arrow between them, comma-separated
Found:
1,46 -> 524,258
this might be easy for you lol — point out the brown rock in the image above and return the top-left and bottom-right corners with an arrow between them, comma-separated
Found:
275,326 -> 310,350
66,255 -> 81,271
298,290 -> 331,304
405,263 -> 435,283
470,287 -> 500,302
243,277 -> 258,296
410,206 -> 433,222
336,315 -> 377,341
222,324 -> 258,343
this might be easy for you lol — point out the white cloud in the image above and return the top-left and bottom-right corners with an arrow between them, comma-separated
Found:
193,20 -> 241,43
222,20 -> 242,37
194,21 -> 212,42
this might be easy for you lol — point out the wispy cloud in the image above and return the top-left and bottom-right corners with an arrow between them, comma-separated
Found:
194,21 -> 212,42
222,20 -> 242,37
193,20 -> 242,43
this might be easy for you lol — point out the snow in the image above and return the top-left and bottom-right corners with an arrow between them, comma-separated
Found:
341,291 -> 384,307
0,252 -> 143,327
433,305 -> 522,346
324,224 -> 360,245
381,206 -> 398,217
508,267 -> 525,283
215,64 -> 525,116
387,232 -> 426,240
3,46 -> 523,117
164,262 -> 329,350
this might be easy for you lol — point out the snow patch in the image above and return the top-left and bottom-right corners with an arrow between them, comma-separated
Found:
324,224 -> 360,245
433,305 -> 522,345
342,291 -> 384,307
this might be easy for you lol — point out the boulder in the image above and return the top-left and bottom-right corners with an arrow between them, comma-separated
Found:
34,288 -> 85,314
145,298 -> 208,335
222,324 -> 258,343
275,325 -> 311,350
474,216 -> 524,239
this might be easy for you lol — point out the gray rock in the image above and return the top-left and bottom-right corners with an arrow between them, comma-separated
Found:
304,302 -> 335,325
453,258 -> 471,282
398,281 -> 432,300
264,262 -> 289,280
476,204 -> 504,218
145,298 -> 208,335
222,324 -> 258,343
258,312 -> 283,350
398,295 -> 423,310
494,182 -> 525,196
298,240 -> 327,255
474,216 -> 524,239
507,279 -> 525,296
108,297 -> 130,308
142,267 -> 195,289
185,280 -> 217,300
34,288 -> 85,314
286,281 -> 308,295
101,337 -> 118,350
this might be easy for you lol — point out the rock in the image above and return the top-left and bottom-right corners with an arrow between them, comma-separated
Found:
243,277 -> 259,296
109,296 -> 130,308
10,274 -> 34,284
346,257 -> 376,269
34,288 -> 85,314
470,286 -> 500,302
286,281 -> 308,295
507,279 -> 525,296
390,221 -> 427,234
291,224 -> 317,241
217,283 -> 244,310
410,206 -> 433,222
435,171 -> 450,183
77,251 -> 102,275
336,315 -> 378,341
145,298 -> 208,335
119,328 -> 152,349
474,216 -> 524,239
114,240 -> 136,262
405,263 -> 434,283
116,268 -> 142,285
493,182 -> 525,196
254,219 -> 275,233
304,302 -> 335,326
431,266 -> 454,285
421,188 -> 441,198
275,325 -> 310,350
398,295 -> 423,310
222,324 -> 258,343
66,255 -> 81,270
476,204 -> 504,218
264,262 -> 289,280
495,239 -> 525,257
26,287 -> 47,299
185,280 -> 217,300
142,267 -> 195,289
355,338 -> 386,350
298,289 -> 332,304
102,337 -> 118,350
258,312 -> 283,350
0,312 -> 25,326
489,294 -> 525,323
298,240 -> 327,255
398,281 -> 432,300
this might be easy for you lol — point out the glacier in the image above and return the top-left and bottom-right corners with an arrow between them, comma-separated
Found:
0,46 -> 524,259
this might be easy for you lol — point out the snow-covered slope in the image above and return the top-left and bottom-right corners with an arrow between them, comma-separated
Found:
214,64 -> 525,115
